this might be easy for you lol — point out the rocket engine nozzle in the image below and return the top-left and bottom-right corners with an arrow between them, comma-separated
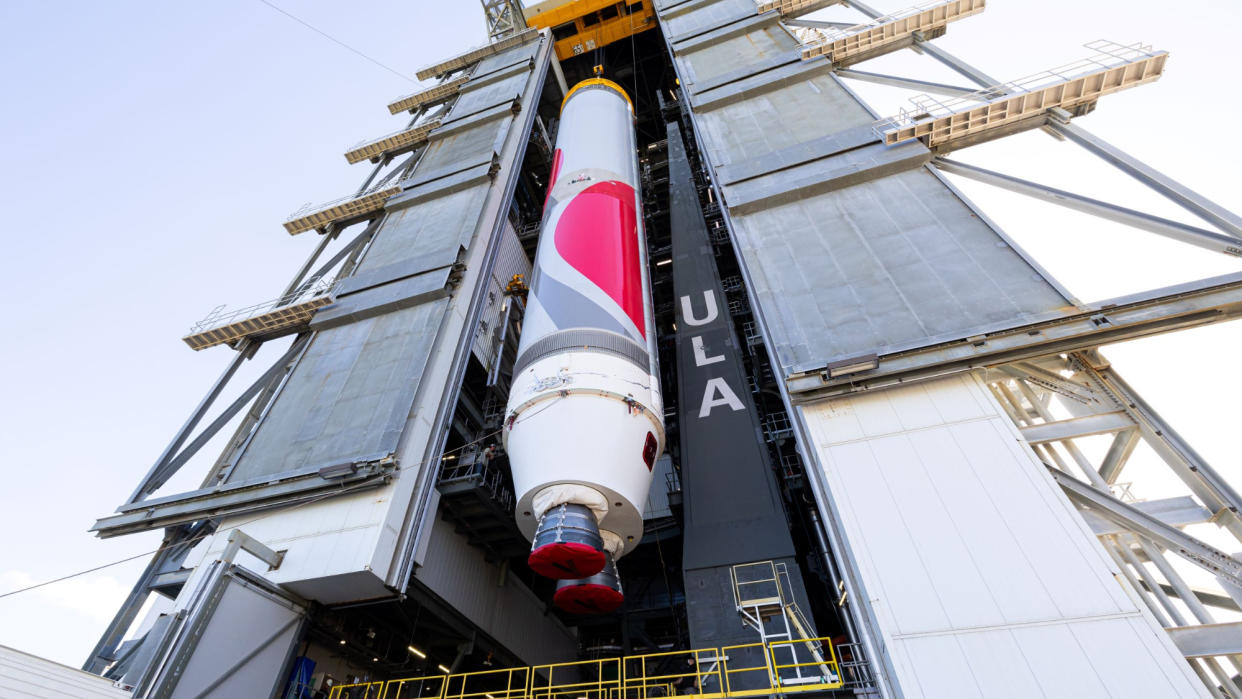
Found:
528,503 -> 606,579
553,552 -> 624,615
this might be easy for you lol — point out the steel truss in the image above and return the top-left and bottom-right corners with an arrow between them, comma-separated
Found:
84,98 -> 438,671
983,351 -> 1242,697
780,5 -> 1242,400
839,0 -> 1242,250
480,0 -> 527,42
764,3 -> 1242,696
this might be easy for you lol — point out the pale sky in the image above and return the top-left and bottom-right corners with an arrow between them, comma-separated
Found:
1,0 -> 1240,670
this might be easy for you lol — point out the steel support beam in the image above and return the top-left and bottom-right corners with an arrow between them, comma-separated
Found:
1077,496 -> 1212,536
934,158 -> 1242,256
917,41 -> 1000,86
1081,354 -> 1242,540
1098,428 -> 1141,483
1052,468 -> 1242,589
1051,123 -> 1242,240
787,271 -> 1242,398
835,69 -> 980,98
785,18 -> 857,29
1019,411 -> 1133,444
999,361 -> 1096,404
82,523 -> 206,672
1142,582 -> 1242,613
1169,622 -> 1242,658
220,529 -> 285,570
291,218 -> 381,297
279,224 -> 338,299
93,460 -> 393,538
127,347 -> 255,504
131,335 -> 311,500
848,0 -> 1000,85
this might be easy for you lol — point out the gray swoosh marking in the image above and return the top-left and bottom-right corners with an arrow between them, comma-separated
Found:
536,272 -> 632,338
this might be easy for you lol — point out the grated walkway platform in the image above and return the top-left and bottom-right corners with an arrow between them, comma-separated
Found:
875,41 -> 1167,151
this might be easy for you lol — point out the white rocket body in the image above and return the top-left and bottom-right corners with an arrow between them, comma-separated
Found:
504,80 -> 664,567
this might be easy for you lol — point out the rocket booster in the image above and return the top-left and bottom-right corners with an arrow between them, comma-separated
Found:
504,79 -> 664,609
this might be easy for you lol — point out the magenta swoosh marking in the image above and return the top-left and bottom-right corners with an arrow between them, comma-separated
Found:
553,180 -> 645,339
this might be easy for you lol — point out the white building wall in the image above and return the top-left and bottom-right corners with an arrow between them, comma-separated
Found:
414,516 -> 579,666
0,644 -> 131,698
800,373 -> 1205,698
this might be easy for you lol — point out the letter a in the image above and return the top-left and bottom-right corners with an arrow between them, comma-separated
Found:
680,291 -> 718,327
699,377 -> 744,418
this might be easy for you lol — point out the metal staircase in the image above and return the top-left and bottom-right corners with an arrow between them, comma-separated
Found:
730,561 -> 838,690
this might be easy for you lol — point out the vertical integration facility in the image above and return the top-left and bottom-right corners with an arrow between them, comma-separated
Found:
75,1 -> 1242,697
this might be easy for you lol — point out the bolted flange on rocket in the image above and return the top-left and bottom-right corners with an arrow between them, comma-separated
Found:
503,78 -> 664,599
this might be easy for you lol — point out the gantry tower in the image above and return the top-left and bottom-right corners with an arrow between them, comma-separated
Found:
72,1 -> 1242,697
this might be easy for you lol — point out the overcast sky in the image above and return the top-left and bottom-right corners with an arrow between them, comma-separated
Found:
1,0 -> 1240,669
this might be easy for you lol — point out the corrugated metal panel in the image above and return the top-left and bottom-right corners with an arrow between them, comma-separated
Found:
343,185 -> 489,294
415,516 -> 578,665
663,2 -> 1071,378
643,454 -> 675,519
227,297 -> 450,481
448,71 -> 527,121
695,73 -> 873,162
0,645 -> 130,698
417,114 -> 511,180
661,0 -> 754,42
128,32 -> 553,605
472,220 -> 530,369
471,37 -> 541,79
676,21 -> 792,84
728,167 -> 1070,373
222,51 -> 524,487
800,374 -> 1205,698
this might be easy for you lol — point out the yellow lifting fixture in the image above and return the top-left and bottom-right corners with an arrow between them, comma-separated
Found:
525,0 -> 656,62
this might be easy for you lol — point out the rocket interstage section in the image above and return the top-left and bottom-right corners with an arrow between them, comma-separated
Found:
503,79 -> 664,602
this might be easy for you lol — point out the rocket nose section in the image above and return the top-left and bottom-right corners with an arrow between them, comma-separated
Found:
528,503 -> 607,579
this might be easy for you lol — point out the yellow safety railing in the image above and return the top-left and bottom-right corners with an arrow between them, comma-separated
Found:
329,680 -> 386,699
325,637 -> 844,699
384,674 -> 447,699
623,647 -> 725,698
530,656 -> 619,698
720,643 -> 777,697
729,561 -> 788,609
770,638 -> 840,690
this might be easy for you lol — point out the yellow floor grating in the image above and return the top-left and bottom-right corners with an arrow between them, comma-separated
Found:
182,296 -> 332,350
388,77 -> 469,115
344,119 -> 441,165
800,0 -> 985,64
756,0 -> 843,16
283,185 -> 403,235
416,28 -> 538,81
877,44 -> 1167,151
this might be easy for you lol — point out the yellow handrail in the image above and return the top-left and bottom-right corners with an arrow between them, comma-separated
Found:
324,637 -> 844,699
